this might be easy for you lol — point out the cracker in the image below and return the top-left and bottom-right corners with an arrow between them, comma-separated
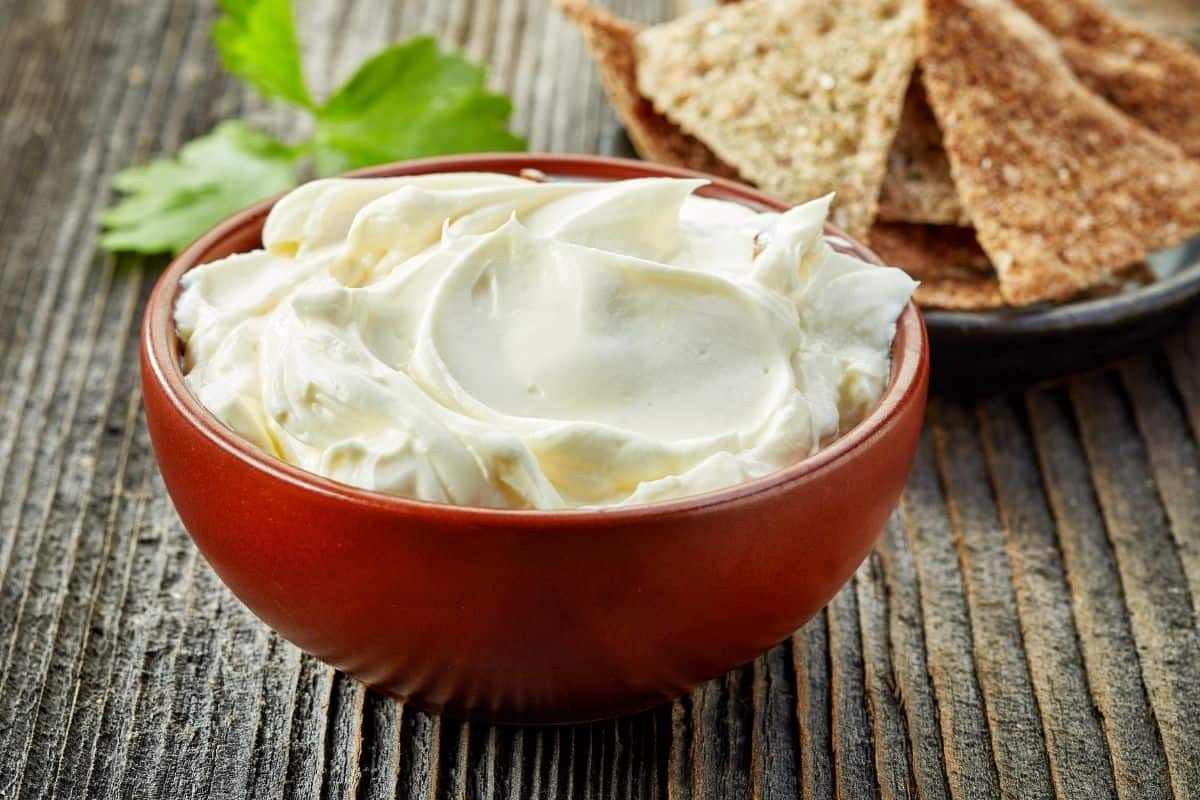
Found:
877,77 -> 971,227
1010,0 -> 1200,158
869,223 -> 1160,309
868,222 -> 992,276
634,0 -> 922,238
920,0 -> 1200,306
868,222 -> 1005,309
1078,260 -> 1156,299
882,0 -> 1200,226
553,0 -> 740,179
912,274 -> 1006,311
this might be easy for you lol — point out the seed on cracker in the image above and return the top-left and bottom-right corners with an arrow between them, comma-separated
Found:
634,0 -> 922,238
920,0 -> 1200,306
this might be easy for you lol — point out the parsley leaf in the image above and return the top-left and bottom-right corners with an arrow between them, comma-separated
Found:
100,122 -> 299,255
101,7 -> 528,256
213,0 -> 313,108
313,36 -> 525,175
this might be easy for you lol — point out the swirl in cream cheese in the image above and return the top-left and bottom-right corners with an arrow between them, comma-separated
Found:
175,173 -> 916,509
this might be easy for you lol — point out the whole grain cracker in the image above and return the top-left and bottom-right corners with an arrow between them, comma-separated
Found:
868,222 -> 992,275
920,0 -> 1200,305
1010,0 -> 1200,158
634,0 -> 922,238
883,0 -> 1200,225
912,273 -> 1006,310
869,221 -> 1158,309
553,0 -> 740,179
877,77 -> 971,226
1078,260 -> 1156,299
868,222 -> 1005,309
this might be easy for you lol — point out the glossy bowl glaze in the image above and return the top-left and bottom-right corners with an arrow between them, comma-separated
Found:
141,154 -> 929,723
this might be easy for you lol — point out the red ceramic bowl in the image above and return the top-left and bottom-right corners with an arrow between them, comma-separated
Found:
141,154 -> 929,724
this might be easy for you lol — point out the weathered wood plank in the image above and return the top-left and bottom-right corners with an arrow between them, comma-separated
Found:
724,666 -> 754,800
492,726 -> 525,800
0,0 -> 178,735
826,586 -> 879,800
0,143 -> 125,683
399,708 -> 442,800
1119,355 -> 1200,623
1027,389 -> 1174,800
1070,374 -> 1200,797
201,600 -> 277,800
0,177 -> 120,744
930,398 -> 1055,799
4,273 -> 146,800
0,0 -> 115,247
47,390 -> 154,800
749,643 -> 800,800
0,0 -> 114,383
793,613 -> 835,800
873,516 -> 951,800
283,659 -> 336,800
899,431 -> 1001,799
853,552 -> 917,800
358,690 -> 403,800
153,563 -> 231,800
977,396 -> 1118,800
667,697 -> 692,800
33,4 -> 254,796
1163,315 -> 1200,444
244,638 -> 306,800
322,673 -> 366,800
436,717 -> 470,799
79,488 -> 184,799
115,518 -> 201,797
685,667 -> 754,800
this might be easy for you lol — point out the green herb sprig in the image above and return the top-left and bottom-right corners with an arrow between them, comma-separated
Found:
101,0 -> 525,255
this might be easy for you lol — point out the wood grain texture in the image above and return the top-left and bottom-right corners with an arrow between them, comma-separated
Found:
900,432 -> 1003,799
1070,375 -> 1200,797
1027,389 -> 1174,800
930,399 -> 1055,799
0,0 -> 1198,798
976,398 -> 1117,800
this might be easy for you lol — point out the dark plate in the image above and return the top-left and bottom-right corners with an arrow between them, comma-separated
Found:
601,126 -> 1200,388
924,237 -> 1200,388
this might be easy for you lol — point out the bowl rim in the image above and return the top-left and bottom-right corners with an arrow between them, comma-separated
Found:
142,152 -> 928,525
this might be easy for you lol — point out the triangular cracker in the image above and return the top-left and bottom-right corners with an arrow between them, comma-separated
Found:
912,272 -> 1005,311
634,0 -> 922,238
920,0 -> 1200,305
868,223 -> 1005,309
877,77 -> 971,227
869,223 -> 992,276
869,223 -> 1157,310
554,0 -> 740,179
884,0 -> 1200,227
1009,0 -> 1200,158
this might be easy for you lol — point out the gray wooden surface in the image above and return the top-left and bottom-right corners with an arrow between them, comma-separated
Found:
1,0 -> 1199,798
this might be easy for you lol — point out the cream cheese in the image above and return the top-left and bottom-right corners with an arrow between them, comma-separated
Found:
175,173 -> 916,509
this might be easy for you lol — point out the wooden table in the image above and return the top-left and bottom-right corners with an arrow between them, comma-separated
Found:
1,1 -> 1198,797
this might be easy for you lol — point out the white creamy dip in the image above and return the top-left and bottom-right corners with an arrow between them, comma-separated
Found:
176,173 -> 916,509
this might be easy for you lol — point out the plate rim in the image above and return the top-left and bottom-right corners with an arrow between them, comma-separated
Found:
922,244 -> 1200,336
